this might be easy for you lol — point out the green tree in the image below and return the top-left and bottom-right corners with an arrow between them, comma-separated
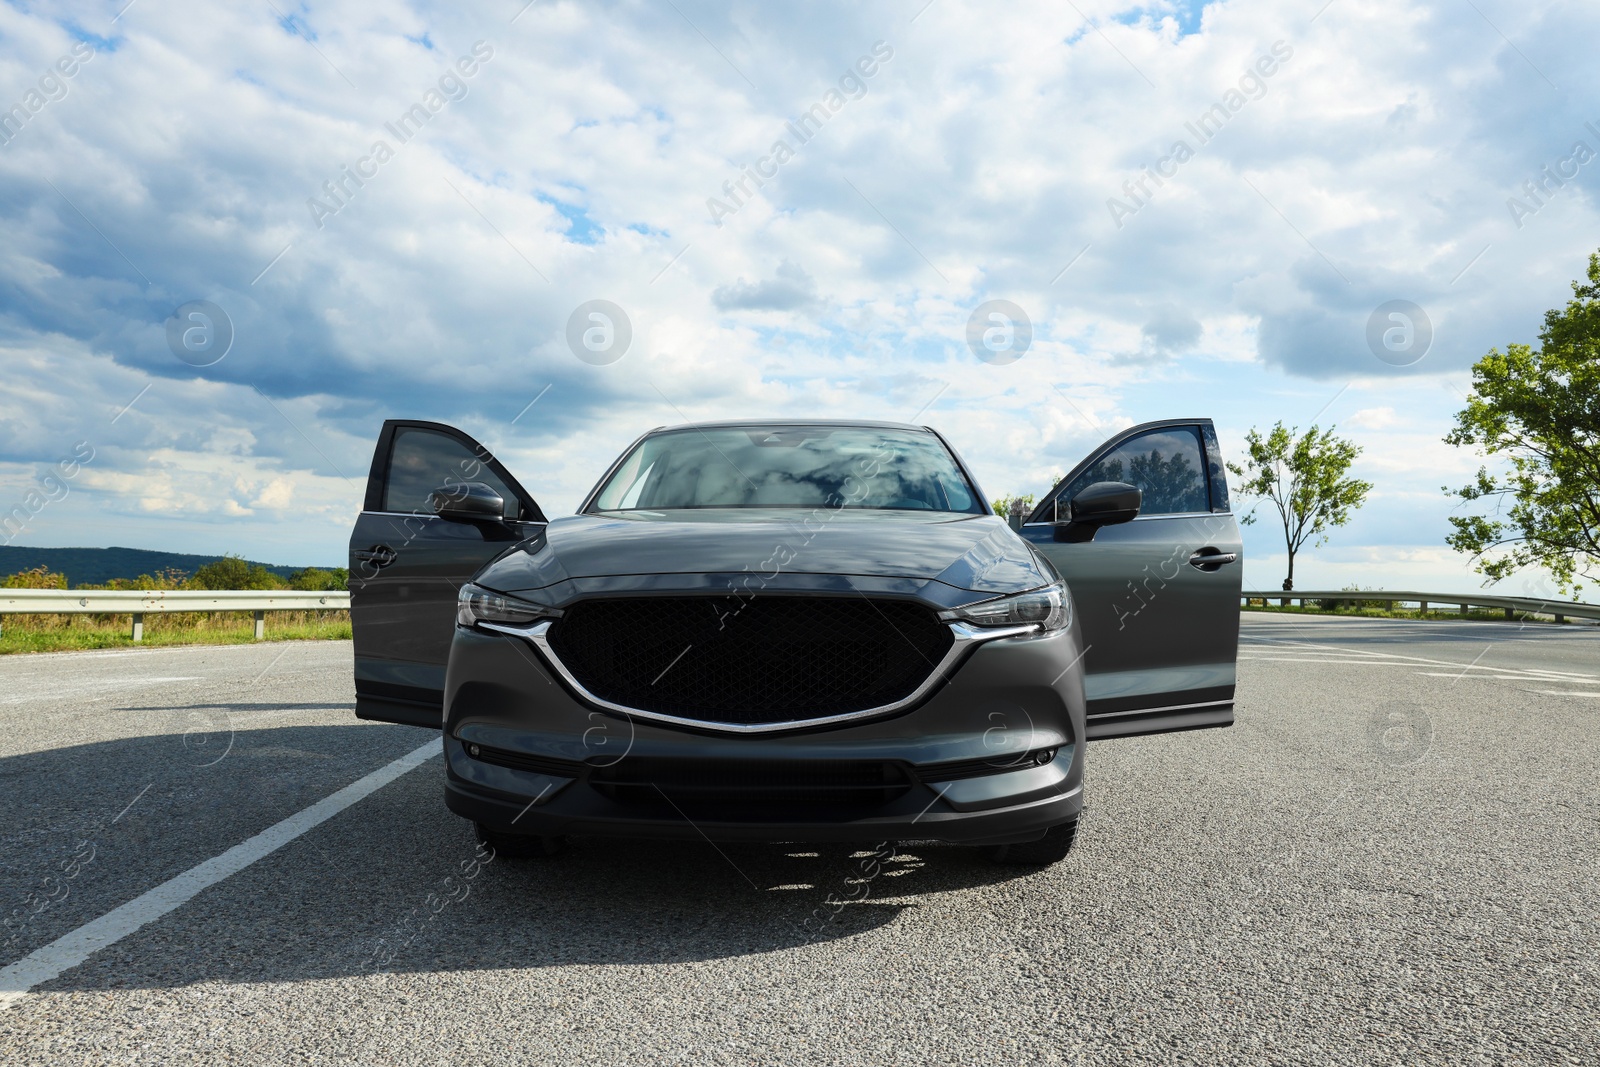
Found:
191,555 -> 286,590
1444,250 -> 1600,595
288,566 -> 349,591
98,568 -> 190,591
991,470 -> 1064,524
990,493 -> 1036,522
1228,423 -> 1372,591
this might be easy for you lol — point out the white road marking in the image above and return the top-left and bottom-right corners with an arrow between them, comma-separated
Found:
1240,636 -> 1599,685
0,737 -> 440,1010
1243,659 -> 1596,686
1413,671 -> 1599,682
1240,657 -> 1419,666
1243,659 -> 1589,685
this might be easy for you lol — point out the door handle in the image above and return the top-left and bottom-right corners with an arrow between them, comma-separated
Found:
1188,549 -> 1237,569
354,545 -> 397,568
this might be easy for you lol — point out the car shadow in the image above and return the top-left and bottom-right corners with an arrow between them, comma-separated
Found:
1,723 -> 1040,994
314,832 -> 1022,981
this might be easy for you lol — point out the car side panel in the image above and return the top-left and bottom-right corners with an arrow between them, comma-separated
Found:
349,419 -> 544,728
1024,512 -> 1240,734
350,510 -> 534,726
1022,417 -> 1243,739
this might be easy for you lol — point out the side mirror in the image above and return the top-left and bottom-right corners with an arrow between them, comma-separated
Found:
1053,481 -> 1141,543
430,481 -> 506,522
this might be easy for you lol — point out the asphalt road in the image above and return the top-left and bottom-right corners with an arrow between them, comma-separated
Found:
0,614 -> 1596,1065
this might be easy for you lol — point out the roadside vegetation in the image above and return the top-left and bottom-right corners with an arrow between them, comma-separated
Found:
0,558 -> 350,654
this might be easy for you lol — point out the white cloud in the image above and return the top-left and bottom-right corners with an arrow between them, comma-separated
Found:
1345,406 -> 1399,430
0,0 -> 1592,589
250,476 -> 296,511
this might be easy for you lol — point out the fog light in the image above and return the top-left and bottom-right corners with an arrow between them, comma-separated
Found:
469,744 -> 481,758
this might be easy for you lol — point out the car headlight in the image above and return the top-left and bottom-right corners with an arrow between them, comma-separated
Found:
456,583 -> 561,628
940,582 -> 1070,633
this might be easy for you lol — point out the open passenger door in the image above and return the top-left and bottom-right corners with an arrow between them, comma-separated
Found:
348,420 -> 546,727
1020,419 -> 1242,740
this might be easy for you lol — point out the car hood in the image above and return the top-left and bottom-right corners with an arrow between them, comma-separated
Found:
475,509 -> 1050,603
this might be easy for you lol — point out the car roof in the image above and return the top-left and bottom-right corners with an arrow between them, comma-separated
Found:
649,419 -> 932,434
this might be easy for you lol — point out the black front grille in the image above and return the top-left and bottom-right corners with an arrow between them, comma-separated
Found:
589,757 -> 910,814
547,595 -> 954,725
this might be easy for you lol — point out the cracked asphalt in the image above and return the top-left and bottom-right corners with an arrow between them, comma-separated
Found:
0,613 -> 1596,1065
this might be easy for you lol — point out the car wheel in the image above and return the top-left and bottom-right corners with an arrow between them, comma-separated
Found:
474,821 -> 567,859
988,818 -> 1078,866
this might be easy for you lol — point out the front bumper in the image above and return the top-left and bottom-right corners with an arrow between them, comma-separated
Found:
441,620 -> 1087,845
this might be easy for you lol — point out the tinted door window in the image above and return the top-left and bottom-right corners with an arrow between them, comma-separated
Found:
1056,426 -> 1209,516
383,428 -> 521,519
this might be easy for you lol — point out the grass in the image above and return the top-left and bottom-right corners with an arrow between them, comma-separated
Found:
0,610 -> 352,655
1240,601 -> 1567,624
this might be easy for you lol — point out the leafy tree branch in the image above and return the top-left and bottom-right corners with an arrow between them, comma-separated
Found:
1444,249 -> 1600,596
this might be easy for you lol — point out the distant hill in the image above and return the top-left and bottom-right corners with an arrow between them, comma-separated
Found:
0,546 -> 322,587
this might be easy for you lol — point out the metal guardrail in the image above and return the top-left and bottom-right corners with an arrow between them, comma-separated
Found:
0,589 -> 350,641
1241,589 -> 1600,624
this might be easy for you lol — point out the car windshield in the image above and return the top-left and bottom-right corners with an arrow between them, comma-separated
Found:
588,426 -> 983,513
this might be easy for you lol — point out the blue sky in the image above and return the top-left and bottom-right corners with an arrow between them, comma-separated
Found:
0,0 -> 1594,599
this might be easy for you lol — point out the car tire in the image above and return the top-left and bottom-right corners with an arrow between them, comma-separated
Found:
474,821 -> 567,859
988,818 -> 1078,866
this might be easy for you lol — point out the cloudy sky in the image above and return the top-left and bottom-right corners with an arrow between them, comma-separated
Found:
0,0 -> 1594,595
